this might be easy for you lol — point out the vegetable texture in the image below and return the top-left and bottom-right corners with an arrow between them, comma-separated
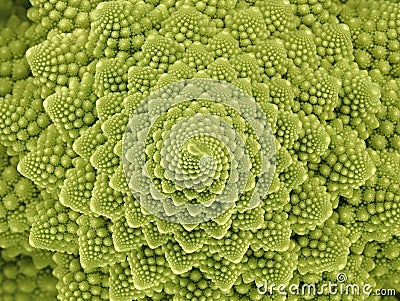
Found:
0,0 -> 400,300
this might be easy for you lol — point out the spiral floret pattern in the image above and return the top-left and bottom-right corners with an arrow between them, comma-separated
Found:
123,79 -> 276,223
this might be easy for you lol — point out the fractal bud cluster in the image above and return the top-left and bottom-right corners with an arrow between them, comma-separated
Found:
0,0 -> 399,300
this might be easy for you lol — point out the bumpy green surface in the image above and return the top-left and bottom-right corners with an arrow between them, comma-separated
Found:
0,0 -> 400,300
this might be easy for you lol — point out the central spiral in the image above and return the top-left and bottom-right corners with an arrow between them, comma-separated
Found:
178,135 -> 222,189
123,79 -> 276,224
